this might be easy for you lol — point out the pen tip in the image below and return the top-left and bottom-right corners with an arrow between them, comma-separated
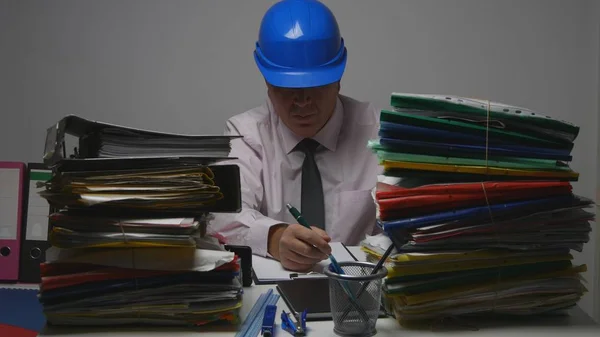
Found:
286,203 -> 292,209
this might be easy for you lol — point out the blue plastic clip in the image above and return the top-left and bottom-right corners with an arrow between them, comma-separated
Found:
281,309 -> 307,336
261,304 -> 277,337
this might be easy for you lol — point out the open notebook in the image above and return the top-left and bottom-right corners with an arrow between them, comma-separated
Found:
251,242 -> 357,284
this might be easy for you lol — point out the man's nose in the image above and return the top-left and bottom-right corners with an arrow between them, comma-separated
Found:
293,90 -> 312,107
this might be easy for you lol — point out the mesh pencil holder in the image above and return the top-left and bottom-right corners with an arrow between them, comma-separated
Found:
324,261 -> 387,337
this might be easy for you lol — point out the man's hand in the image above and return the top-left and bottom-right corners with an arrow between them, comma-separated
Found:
268,224 -> 332,271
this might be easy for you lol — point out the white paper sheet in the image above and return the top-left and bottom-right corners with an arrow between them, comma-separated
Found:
251,242 -> 357,283
45,247 -> 235,271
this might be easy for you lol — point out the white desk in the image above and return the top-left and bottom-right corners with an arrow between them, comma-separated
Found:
35,284 -> 600,337
10,246 -> 600,337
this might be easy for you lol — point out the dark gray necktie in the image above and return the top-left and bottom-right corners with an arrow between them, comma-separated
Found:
296,138 -> 325,230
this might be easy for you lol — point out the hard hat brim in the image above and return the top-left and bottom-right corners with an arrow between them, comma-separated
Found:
254,48 -> 347,88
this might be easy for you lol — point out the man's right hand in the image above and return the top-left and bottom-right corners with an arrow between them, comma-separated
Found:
268,224 -> 332,271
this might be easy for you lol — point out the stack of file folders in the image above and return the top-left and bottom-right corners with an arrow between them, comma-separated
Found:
36,115 -> 244,327
362,93 -> 595,327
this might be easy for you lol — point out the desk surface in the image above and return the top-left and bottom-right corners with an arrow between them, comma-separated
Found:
8,247 -> 600,337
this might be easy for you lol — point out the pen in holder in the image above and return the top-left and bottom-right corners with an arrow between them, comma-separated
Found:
324,262 -> 387,337
284,204 -> 373,327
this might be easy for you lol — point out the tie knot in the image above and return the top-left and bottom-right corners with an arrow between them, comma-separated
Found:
296,138 -> 320,154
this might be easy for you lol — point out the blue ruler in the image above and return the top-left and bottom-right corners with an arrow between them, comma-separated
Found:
235,289 -> 280,337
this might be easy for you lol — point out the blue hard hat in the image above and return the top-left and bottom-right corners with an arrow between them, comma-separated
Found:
254,0 -> 347,88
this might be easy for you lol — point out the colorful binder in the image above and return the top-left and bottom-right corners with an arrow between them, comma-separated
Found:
381,160 -> 580,180
389,93 -> 579,142
380,109 -> 573,150
376,137 -> 573,161
0,162 -> 25,281
380,195 -> 591,230
375,181 -> 573,220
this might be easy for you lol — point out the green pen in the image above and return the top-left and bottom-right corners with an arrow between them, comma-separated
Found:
285,203 -> 310,228
285,203 -> 362,309
285,203 -> 344,275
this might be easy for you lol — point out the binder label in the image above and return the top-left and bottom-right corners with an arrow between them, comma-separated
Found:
26,169 -> 52,241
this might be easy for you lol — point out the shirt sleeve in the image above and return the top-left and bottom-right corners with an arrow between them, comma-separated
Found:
208,118 -> 284,257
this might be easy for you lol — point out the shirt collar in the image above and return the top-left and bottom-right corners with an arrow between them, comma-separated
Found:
271,96 -> 344,154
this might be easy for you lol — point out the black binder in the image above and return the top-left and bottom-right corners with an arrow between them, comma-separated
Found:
19,163 -> 55,283
41,115 -> 243,215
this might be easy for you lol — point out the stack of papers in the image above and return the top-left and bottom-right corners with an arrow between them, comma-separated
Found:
38,247 -> 241,326
39,166 -> 224,211
47,214 -> 206,249
43,115 -> 234,160
36,116 -> 244,328
362,93 -> 595,326
96,127 -> 233,158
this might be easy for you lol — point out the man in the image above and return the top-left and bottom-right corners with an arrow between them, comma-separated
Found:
210,0 -> 381,271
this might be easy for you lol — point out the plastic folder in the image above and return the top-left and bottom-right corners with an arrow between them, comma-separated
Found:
382,168 -> 577,182
380,110 -> 572,150
379,122 -> 523,148
376,181 -> 572,199
376,184 -> 573,219
389,93 -> 579,143
362,245 -> 572,265
373,149 -> 571,171
410,208 -> 594,236
381,195 -> 586,230
385,254 -> 572,278
382,160 -> 580,180
376,137 -> 573,161
384,260 -> 574,295
389,266 -> 586,307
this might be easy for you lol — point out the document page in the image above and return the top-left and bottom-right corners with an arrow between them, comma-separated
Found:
252,242 -> 356,283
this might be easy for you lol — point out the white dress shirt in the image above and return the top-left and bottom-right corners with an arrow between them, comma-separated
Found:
208,94 -> 383,257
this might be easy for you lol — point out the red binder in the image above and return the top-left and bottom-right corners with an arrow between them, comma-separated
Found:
0,162 -> 25,281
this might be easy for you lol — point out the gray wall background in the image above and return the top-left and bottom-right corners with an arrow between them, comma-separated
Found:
1,0 -> 599,321
596,0 -> 600,320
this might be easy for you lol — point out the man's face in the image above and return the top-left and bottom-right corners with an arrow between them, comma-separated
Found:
267,81 -> 340,138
